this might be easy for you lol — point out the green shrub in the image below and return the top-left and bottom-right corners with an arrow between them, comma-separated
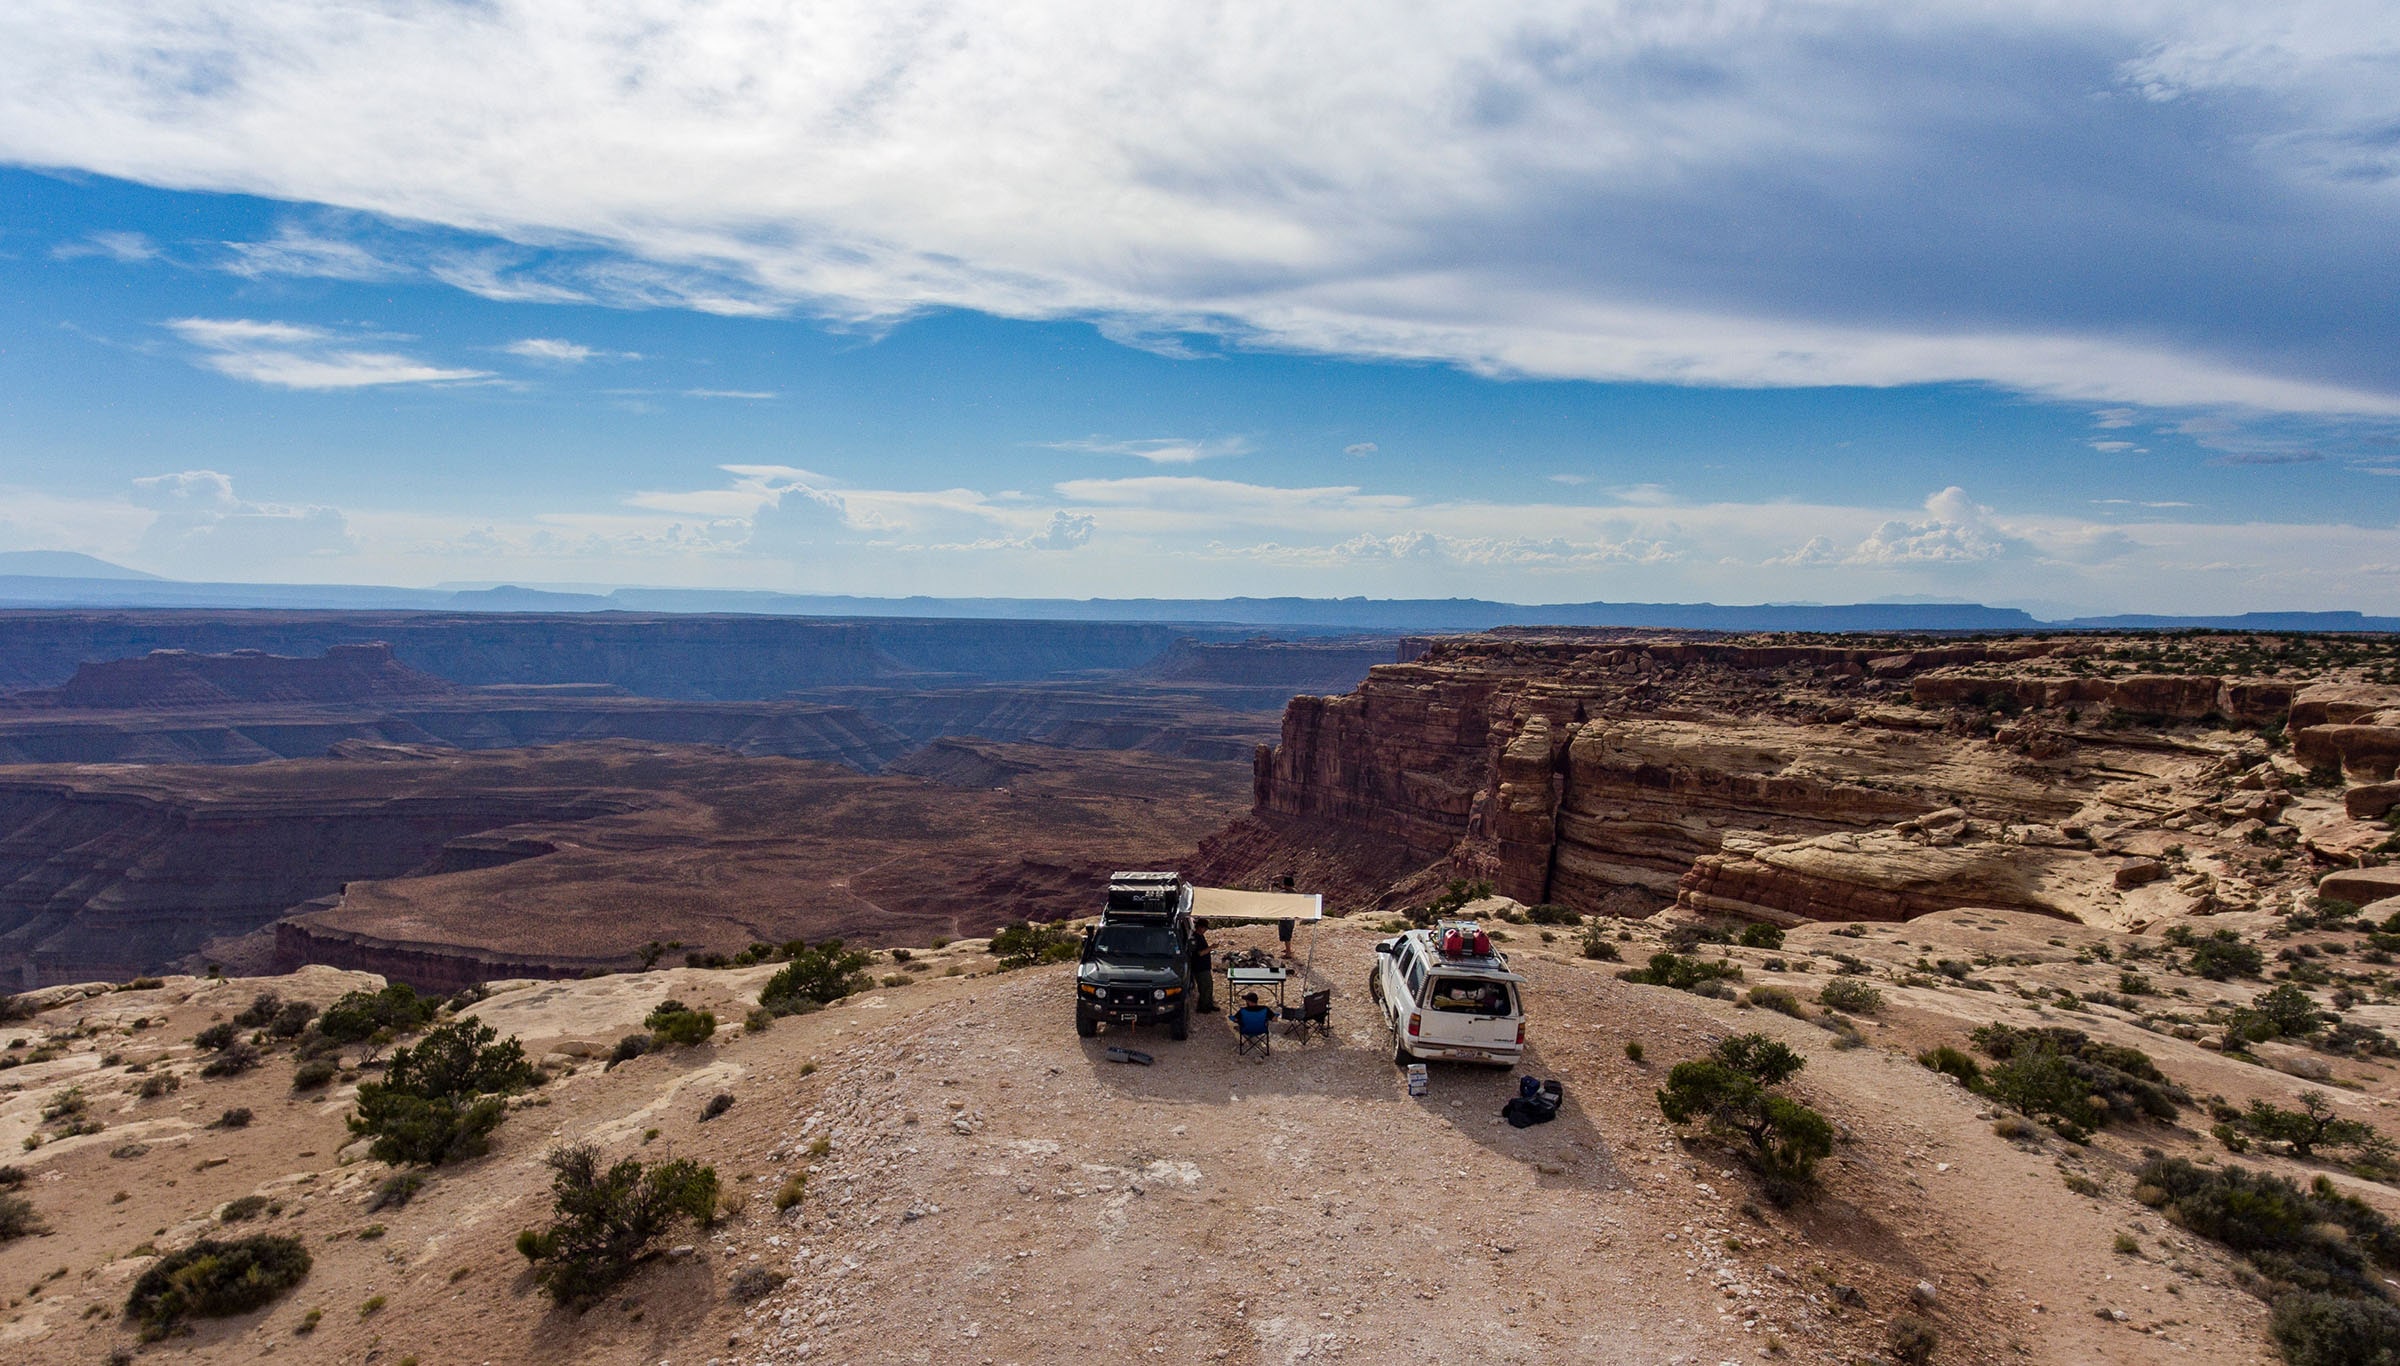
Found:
986,921 -> 1080,969
1816,978 -> 1883,1014
743,1007 -> 775,1033
608,1034 -> 653,1067
1746,986 -> 1805,1018
124,1235 -> 311,1340
210,1107 -> 253,1130
1623,1040 -> 1644,1063
232,993 -> 283,1029
1917,1046 -> 1981,1087
200,1040 -> 261,1078
2233,1090 -> 2390,1163
1620,952 -> 1744,991
1405,878 -> 1493,927
2186,931 -> 2265,981
1737,922 -> 1786,950
1886,1312 -> 1939,1365
1579,922 -> 1621,961
2138,1155 -> 2400,1300
517,1144 -> 720,1307
219,1195 -> 269,1223
759,939 -> 875,1013
291,1058 -> 338,1091
1968,1024 -> 2184,1139
1525,904 -> 1582,926
0,1192 -> 42,1241
2270,1291 -> 2400,1366
194,1021 -> 241,1052
774,1173 -> 806,1210
0,1164 -> 25,1187
316,984 -> 434,1044
1655,1033 -> 1830,1204
368,1172 -> 425,1212
644,1000 -> 717,1048
2227,982 -> 2329,1048
701,1093 -> 735,1121
268,1001 -> 317,1039
348,1020 -> 539,1166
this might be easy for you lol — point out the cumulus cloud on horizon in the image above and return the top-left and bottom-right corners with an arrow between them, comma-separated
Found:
1,3 -> 2392,415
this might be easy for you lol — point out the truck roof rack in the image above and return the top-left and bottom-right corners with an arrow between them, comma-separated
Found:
1104,871 -> 1187,919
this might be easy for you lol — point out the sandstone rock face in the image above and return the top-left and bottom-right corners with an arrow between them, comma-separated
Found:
2316,866 -> 2400,908
2295,723 -> 2400,781
1223,630 -> 2345,929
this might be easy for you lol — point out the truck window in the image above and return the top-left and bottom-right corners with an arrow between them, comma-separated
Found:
1427,977 -> 1514,1015
1091,923 -> 1178,959
1403,952 -> 1426,1001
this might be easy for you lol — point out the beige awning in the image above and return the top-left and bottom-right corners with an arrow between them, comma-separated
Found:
1189,886 -> 1323,921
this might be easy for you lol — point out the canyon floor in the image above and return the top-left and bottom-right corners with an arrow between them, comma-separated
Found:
6,902 -> 2389,1364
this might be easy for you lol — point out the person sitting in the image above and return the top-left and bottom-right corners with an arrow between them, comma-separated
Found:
1231,992 -> 1275,1057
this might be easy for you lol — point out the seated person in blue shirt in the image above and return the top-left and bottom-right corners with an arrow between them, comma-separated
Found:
1231,992 -> 1275,1037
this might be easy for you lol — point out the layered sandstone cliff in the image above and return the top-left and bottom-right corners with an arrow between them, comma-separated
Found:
1211,631 -> 2383,929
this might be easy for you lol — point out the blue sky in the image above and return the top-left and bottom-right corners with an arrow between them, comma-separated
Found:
1,3 -> 2396,614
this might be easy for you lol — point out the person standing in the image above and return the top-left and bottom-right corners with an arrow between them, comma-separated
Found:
1190,921 -> 1217,1013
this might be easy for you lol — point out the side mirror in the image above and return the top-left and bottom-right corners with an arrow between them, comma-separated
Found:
1374,942 -> 1393,955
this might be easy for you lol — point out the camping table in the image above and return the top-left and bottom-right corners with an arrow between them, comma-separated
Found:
1225,963 -> 1289,1009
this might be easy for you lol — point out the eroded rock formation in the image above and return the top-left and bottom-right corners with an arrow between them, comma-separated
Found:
1206,631 -> 2397,930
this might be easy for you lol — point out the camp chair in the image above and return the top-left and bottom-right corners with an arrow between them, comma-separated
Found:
1232,1003 -> 1274,1060
1280,988 -> 1332,1043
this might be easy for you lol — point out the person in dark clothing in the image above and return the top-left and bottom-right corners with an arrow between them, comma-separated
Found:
1277,917 -> 1296,959
1191,922 -> 1216,1013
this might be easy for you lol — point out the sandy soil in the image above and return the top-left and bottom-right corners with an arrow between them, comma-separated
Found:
12,903 -> 2375,1365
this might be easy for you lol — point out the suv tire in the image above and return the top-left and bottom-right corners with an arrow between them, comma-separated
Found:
1075,1013 -> 1098,1039
1169,999 -> 1189,1041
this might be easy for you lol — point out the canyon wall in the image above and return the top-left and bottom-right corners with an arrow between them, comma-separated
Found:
1221,633 -> 2342,928
0,773 -> 630,986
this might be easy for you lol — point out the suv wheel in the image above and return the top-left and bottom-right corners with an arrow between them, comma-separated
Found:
1392,1029 -> 1413,1067
1368,967 -> 1383,1005
1168,1000 -> 1189,1042
1075,1013 -> 1098,1039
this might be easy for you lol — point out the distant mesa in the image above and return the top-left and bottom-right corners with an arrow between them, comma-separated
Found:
0,549 -> 160,580
4,642 -> 454,711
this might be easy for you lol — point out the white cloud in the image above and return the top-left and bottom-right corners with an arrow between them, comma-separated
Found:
52,230 -> 155,262
222,226 -> 396,281
2091,408 -> 2138,429
1046,436 -> 1253,465
1548,473 -> 1590,486
681,388 -> 776,400
129,469 -> 357,570
166,317 -> 489,390
2088,440 -> 2135,453
7,4 -> 2391,415
504,337 -> 638,365
1343,442 -> 1378,457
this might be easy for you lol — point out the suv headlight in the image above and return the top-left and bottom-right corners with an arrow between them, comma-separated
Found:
1153,988 -> 1166,1001
1093,987 -> 1108,1001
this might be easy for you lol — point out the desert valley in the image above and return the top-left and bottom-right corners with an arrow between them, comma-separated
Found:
0,616 -> 2396,1364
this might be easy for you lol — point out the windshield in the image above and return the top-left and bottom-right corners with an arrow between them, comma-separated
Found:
1091,923 -> 1179,959
1426,976 -> 1515,1015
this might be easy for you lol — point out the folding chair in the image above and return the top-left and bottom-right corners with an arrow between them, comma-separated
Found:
1280,988 -> 1332,1043
1232,1002 -> 1274,1060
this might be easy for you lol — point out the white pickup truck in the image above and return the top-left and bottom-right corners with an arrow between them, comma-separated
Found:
1370,920 -> 1526,1066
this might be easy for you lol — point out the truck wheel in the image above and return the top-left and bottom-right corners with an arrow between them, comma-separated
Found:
1392,1030 -> 1413,1067
1075,1013 -> 1098,1039
1368,968 -> 1383,1005
1169,1001 -> 1189,1042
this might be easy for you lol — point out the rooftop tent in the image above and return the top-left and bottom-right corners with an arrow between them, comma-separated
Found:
1187,887 -> 1323,921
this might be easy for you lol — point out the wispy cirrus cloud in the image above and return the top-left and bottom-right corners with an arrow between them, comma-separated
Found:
51,230 -> 155,263
503,337 -> 638,365
167,318 -> 489,390
1044,436 -> 1253,465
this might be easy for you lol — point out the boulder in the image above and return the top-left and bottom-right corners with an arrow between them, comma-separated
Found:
2315,866 -> 2400,908
2293,724 -> 2400,780
2113,860 -> 2165,891
2346,782 -> 2400,821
